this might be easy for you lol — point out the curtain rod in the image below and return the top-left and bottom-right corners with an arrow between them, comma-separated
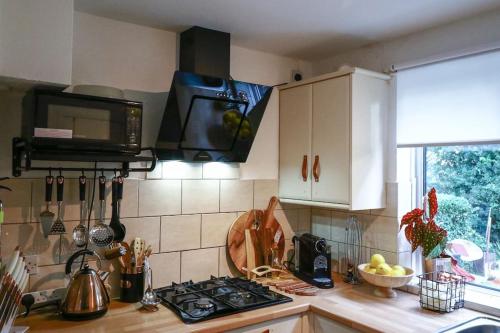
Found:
389,42 -> 500,73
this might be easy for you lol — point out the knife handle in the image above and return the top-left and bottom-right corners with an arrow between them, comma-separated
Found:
45,176 -> 54,203
56,176 -> 64,202
117,176 -> 124,201
79,176 -> 86,201
111,177 -> 118,203
98,176 -> 106,201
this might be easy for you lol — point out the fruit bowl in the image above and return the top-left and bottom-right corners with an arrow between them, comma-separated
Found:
358,263 -> 414,298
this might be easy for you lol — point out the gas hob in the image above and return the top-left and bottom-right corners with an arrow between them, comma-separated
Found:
155,276 -> 293,323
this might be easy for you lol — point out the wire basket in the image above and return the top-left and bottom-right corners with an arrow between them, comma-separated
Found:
418,271 -> 465,313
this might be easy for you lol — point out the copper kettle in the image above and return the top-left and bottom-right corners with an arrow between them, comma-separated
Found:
61,249 -> 110,320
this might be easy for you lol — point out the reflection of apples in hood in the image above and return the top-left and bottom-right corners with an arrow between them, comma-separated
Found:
223,109 -> 252,140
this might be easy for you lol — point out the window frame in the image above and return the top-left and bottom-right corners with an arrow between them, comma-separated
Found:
405,144 -> 500,316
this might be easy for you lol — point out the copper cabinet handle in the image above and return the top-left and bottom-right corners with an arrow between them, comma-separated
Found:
313,155 -> 320,182
301,155 -> 308,182
262,330 -> 270,333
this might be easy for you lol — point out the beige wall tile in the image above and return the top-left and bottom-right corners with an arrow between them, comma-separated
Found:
220,180 -> 253,212
218,247 -> 241,277
29,264 -> 67,291
163,162 -> 202,179
0,179 -> 31,223
1,223 -> 59,266
253,180 -> 278,210
362,215 -> 399,252
121,217 -> 161,253
202,163 -> 239,179
201,213 -> 237,248
330,211 -> 349,243
311,209 -> 331,240
138,180 -> 181,216
274,209 -> 298,240
149,252 -> 181,288
182,180 -> 219,214
161,214 -> 201,252
120,179 -> 139,218
297,208 -> 311,233
181,248 -> 219,282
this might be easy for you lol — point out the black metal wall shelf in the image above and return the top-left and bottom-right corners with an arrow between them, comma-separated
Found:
12,138 -> 157,177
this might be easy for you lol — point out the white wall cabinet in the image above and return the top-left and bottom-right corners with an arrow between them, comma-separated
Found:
226,314 -> 302,333
279,67 -> 389,210
0,0 -> 73,85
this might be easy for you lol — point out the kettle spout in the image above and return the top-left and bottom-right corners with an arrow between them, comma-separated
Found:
99,271 -> 110,282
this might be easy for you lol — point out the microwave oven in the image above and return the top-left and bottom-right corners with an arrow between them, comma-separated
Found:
24,87 -> 142,155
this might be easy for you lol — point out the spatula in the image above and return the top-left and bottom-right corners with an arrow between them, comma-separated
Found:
40,175 -> 55,237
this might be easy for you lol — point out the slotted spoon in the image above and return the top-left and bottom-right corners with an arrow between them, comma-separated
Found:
72,175 -> 88,247
89,175 -> 114,247
49,175 -> 66,234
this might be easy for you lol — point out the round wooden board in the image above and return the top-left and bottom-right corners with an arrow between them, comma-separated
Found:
227,210 -> 285,274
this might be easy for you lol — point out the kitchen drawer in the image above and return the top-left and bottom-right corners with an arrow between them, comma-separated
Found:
313,313 -> 360,333
226,314 -> 302,333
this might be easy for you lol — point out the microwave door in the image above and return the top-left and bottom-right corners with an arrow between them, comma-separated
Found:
47,105 -> 113,141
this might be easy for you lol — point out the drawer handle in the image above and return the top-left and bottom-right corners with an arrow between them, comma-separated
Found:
301,155 -> 308,182
313,155 -> 320,182
262,330 -> 270,333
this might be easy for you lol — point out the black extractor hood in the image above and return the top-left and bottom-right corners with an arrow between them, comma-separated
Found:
155,27 -> 273,162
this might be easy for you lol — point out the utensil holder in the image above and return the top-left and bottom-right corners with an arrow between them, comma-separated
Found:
120,269 -> 144,303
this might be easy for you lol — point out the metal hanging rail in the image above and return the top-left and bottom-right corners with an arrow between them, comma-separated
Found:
12,137 -> 157,177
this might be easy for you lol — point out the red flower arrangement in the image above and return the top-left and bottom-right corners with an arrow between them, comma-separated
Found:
400,188 -> 448,258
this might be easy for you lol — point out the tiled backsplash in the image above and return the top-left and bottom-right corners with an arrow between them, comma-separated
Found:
1,165 -> 409,296
311,182 -> 413,273
0,165 -> 310,297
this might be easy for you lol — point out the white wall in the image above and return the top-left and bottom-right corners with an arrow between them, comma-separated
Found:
0,0 -> 73,84
72,12 -> 176,92
313,9 -> 500,75
72,11 -> 312,179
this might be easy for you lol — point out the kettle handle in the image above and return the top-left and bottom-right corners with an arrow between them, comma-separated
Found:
65,249 -> 102,275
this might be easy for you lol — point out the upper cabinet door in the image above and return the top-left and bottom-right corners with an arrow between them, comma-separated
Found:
279,84 -> 312,200
311,76 -> 350,204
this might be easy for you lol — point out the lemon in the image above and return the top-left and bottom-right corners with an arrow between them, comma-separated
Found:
364,266 -> 377,274
376,263 -> 392,275
370,254 -> 385,268
391,265 -> 406,276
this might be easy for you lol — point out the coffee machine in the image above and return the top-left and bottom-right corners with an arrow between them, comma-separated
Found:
293,233 -> 333,288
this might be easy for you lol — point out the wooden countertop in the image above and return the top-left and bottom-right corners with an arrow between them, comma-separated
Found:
15,275 -> 485,333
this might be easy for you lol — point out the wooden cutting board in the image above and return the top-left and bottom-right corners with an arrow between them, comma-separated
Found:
227,210 -> 262,274
227,197 -> 286,275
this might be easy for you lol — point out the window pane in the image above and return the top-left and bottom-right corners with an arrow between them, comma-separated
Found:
425,144 -> 500,291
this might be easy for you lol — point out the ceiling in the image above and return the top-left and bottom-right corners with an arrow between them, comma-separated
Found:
75,0 -> 500,61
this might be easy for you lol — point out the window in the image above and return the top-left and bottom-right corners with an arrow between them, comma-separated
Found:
424,144 -> 500,291
396,49 -> 500,297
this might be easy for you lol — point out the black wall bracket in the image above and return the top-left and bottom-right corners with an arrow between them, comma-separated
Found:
12,137 -> 157,178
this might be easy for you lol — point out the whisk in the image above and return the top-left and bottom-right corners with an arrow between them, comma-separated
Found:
344,215 -> 362,284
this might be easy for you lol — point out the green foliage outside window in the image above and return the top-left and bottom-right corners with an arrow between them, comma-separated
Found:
426,144 -> 500,282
